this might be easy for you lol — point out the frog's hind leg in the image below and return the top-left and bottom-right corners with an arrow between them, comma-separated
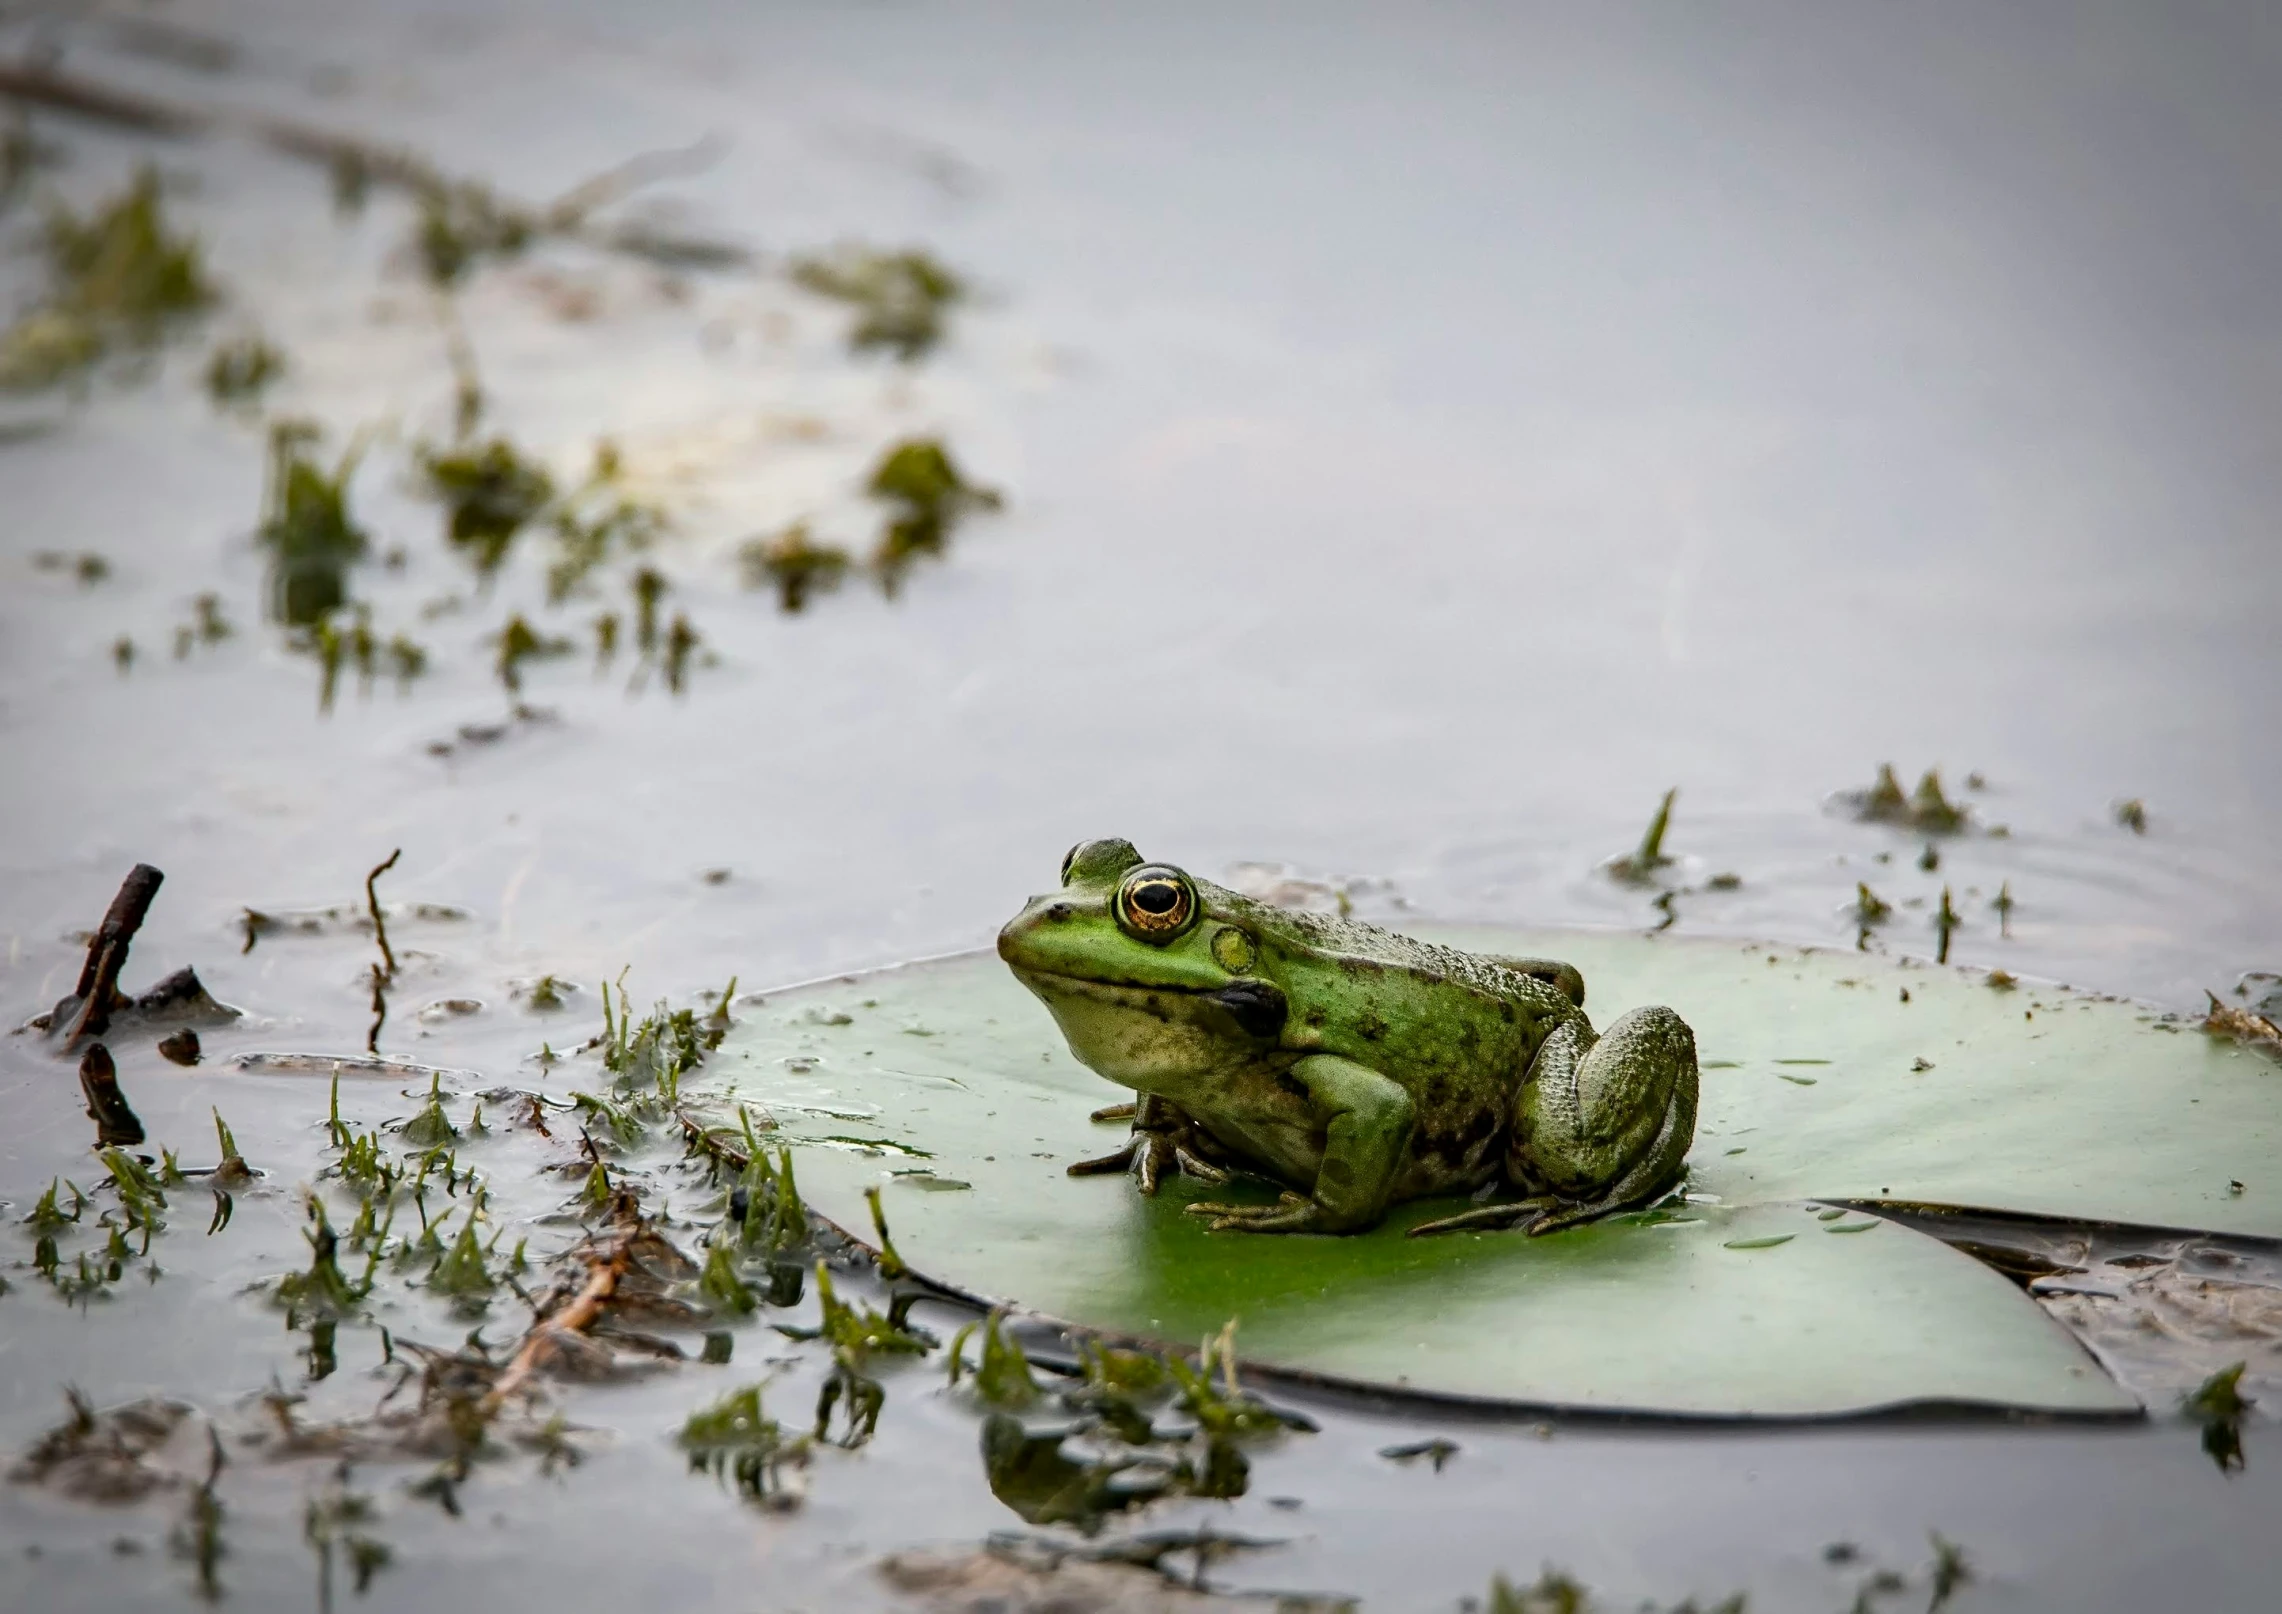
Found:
1511,1006 -> 1698,1236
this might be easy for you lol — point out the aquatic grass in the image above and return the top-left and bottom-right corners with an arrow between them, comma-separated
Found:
397,1073 -> 459,1149
274,1199 -> 375,1321
1604,788 -> 1678,885
426,1216 -> 499,1312
946,1309 -> 1038,1408
1166,1320 -> 1304,1441
698,1237 -> 757,1316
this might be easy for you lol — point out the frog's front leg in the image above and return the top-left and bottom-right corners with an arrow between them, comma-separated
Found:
1185,1056 -> 1413,1233
1068,1093 -> 1232,1194
1512,1005 -> 1698,1235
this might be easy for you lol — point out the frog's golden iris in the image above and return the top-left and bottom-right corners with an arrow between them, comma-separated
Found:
1114,866 -> 1195,940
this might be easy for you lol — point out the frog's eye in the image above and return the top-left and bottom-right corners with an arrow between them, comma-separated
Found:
1114,866 -> 1196,942
1059,843 -> 1083,885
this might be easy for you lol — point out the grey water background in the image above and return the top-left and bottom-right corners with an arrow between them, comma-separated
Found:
0,2 -> 2278,1609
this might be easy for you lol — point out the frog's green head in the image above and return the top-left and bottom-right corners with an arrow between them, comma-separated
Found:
998,839 -> 1290,1088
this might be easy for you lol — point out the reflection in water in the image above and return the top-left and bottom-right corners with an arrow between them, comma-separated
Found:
981,1413 -> 1188,1532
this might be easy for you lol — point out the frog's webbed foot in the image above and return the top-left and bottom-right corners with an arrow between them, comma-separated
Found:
1066,1099 -> 1231,1194
1404,1197 -> 1556,1237
1183,1191 -> 1329,1234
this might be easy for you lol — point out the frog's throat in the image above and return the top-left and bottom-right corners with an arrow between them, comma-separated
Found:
1008,966 -> 1289,1041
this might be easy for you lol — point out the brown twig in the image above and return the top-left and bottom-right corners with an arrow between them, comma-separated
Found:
58,864 -> 164,1047
480,1224 -> 638,1417
363,849 -> 401,981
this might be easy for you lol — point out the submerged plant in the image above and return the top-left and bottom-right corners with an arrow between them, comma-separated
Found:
865,437 -> 1003,595
1,165 -> 215,391
740,522 -> 851,613
678,1382 -> 808,1504
493,614 -> 572,694
413,180 -> 536,289
203,333 -> 283,408
304,1467 -> 392,1605
790,244 -> 963,359
257,421 -> 368,628
420,438 -> 556,577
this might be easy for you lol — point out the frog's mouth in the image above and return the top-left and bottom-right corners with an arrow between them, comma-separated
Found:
1007,966 -> 1289,1041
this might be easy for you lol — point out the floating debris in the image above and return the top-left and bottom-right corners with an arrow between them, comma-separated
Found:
790,244 -> 964,359
2114,798 -> 2149,835
0,165 -> 214,391
2203,993 -> 2282,1055
10,1391 -> 196,1502
1377,1437 -> 1459,1471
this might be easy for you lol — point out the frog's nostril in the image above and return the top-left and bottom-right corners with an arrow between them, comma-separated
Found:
1046,902 -> 1073,922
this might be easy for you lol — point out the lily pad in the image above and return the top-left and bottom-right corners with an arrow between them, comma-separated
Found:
708,930 -> 2279,1417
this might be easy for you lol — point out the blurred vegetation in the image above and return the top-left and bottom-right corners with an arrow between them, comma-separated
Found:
790,244 -> 963,359
0,165 -> 214,391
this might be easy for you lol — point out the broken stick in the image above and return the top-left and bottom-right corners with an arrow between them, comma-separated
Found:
55,864 -> 164,1047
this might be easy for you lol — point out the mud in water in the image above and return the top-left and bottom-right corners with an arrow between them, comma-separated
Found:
3,4 -> 2280,1610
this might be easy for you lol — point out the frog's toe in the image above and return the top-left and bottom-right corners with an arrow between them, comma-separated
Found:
1523,1199 -> 1615,1237
1172,1146 -> 1229,1184
1186,1194 -> 1322,1233
1066,1140 -> 1140,1178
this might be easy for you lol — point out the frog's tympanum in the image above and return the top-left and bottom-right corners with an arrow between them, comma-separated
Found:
998,839 -> 1699,1236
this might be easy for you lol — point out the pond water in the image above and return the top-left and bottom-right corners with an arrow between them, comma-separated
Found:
1,3 -> 2277,1609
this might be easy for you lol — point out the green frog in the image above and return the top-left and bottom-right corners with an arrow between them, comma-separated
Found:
998,838 -> 1698,1236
